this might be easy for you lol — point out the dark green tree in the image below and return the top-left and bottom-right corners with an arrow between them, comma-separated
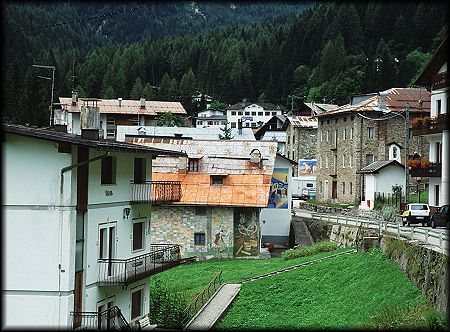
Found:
154,112 -> 185,127
218,121 -> 234,140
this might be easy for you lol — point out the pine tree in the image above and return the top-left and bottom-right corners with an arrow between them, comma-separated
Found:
218,121 -> 234,140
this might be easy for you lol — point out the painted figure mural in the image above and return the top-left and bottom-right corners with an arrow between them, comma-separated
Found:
233,208 -> 259,256
268,168 -> 289,209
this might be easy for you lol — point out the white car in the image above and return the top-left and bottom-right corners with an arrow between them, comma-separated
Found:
401,203 -> 430,227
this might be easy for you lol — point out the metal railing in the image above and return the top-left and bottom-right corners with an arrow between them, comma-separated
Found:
131,180 -> 182,204
71,306 -> 131,330
412,113 -> 449,136
309,212 -> 449,255
181,270 -> 223,327
98,244 -> 181,286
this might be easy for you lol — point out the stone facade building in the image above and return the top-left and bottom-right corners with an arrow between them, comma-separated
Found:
285,116 -> 318,164
316,88 -> 430,205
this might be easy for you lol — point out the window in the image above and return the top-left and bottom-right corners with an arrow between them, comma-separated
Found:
251,122 -> 257,127
221,121 -> 226,125
245,111 -> 250,115
287,136 -> 290,145
131,289 -> 143,320
265,111 -> 270,116
325,156 -> 329,168
343,117 -> 347,122
214,121 -> 219,125
343,128 -> 346,140
197,120 -> 203,126
327,120 -> 330,124
272,112 -> 277,116
349,154 -> 352,167
132,221 -> 144,251
350,127 -> 353,139
367,127 -> 375,139
292,151 -> 295,160
75,213 -> 84,271
188,158 -> 199,172
342,154 -> 346,167
245,122 -> 250,127
211,175 -> 226,185
194,233 -> 206,246
231,122 -> 236,128
436,142 -> 442,163
351,116 -> 354,121
326,130 -> 329,141
106,115 -> 115,125
106,129 -> 116,139
101,156 -> 116,185
342,182 -> 345,194
208,121 -> 213,125
437,99 -> 442,114
350,182 -> 353,195
251,111 -> 256,116
408,128 -> 413,139
195,207 -> 207,216
393,147 -> 398,159
293,136 -> 295,144
238,111 -> 243,115
306,183 -> 313,188
366,154 -> 374,165
320,131 -> 323,142
231,111 -> 236,115
332,130 -> 337,149
258,111 -> 263,116
134,158 -> 146,184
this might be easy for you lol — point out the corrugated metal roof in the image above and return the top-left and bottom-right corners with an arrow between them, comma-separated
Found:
357,160 -> 404,174
127,139 -> 278,207
59,98 -> 187,115
318,88 -> 430,117
287,116 -> 318,128
261,131 -> 286,141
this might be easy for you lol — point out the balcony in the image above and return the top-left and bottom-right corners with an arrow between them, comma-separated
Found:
131,180 -> 182,204
71,306 -> 131,330
98,244 -> 181,287
409,162 -> 442,178
412,114 -> 449,136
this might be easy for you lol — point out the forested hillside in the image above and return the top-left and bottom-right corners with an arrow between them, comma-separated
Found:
3,1 -> 448,126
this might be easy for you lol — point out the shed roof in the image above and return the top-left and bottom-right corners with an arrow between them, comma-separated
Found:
3,123 -> 186,157
356,160 -> 404,174
59,98 -> 187,116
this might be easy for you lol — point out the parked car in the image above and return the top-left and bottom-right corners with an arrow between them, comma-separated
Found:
401,203 -> 430,226
428,205 -> 449,229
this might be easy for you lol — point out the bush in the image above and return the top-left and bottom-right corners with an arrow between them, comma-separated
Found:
149,280 -> 187,329
381,205 -> 397,222
281,241 -> 338,260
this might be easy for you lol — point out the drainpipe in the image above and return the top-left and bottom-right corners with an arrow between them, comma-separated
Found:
58,150 -> 109,326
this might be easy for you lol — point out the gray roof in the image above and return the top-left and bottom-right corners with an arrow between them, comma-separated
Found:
4,123 -> 186,157
227,101 -> 281,110
117,125 -> 255,141
357,160 -> 404,174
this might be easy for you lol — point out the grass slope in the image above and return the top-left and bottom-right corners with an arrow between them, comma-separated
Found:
216,249 -> 435,329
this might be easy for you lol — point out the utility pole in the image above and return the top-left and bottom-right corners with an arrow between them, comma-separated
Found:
405,103 -> 410,203
288,95 -> 303,114
33,64 -> 56,126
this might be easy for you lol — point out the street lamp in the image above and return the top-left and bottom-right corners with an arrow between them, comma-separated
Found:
33,64 -> 56,126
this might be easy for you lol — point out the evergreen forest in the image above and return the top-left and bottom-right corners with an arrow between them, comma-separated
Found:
3,1 -> 448,126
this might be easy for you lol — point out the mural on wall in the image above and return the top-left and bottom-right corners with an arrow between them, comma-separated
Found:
268,168 -> 289,209
298,159 -> 317,175
207,209 -> 233,258
234,208 -> 259,256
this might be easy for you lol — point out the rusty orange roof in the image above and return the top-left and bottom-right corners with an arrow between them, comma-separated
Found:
319,88 -> 430,117
131,139 -> 278,207
59,97 -> 187,116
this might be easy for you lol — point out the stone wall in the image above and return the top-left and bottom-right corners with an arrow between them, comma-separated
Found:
380,236 -> 448,315
316,111 -> 429,205
286,124 -> 317,162
298,201 -> 384,220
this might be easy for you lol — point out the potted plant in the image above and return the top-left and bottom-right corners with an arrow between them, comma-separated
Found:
410,117 -> 423,128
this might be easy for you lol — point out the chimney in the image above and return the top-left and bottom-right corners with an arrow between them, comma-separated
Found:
118,97 -> 122,107
140,98 -> 146,109
81,101 -> 100,140
53,105 -> 68,132
72,91 -> 78,106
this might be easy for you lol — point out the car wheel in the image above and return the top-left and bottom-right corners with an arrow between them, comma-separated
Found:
431,220 -> 436,229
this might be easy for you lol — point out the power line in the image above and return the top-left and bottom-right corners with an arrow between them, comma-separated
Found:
8,3 -> 153,34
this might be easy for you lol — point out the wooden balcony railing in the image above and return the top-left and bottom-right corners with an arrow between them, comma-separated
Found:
412,114 -> 449,136
71,306 -> 131,330
98,244 -> 181,286
409,162 -> 442,178
131,180 -> 182,204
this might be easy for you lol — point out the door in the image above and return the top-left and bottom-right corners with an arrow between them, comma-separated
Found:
73,271 -> 83,328
98,299 -> 115,329
99,224 -> 116,277
332,181 -> 337,199
131,288 -> 143,320
435,185 -> 440,207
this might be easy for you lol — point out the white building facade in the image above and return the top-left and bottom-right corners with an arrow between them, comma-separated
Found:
226,102 -> 283,129
3,124 -> 184,328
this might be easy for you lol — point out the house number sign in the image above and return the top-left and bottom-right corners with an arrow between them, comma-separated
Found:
105,190 -> 113,196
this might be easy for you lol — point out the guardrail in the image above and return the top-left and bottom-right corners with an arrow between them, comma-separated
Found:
308,212 -> 448,255
181,270 -> 223,328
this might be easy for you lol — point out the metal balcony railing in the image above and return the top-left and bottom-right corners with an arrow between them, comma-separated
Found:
409,162 -> 442,178
98,244 -> 181,286
71,305 -> 131,330
131,181 -> 182,204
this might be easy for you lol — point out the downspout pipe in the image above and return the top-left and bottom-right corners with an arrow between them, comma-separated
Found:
58,150 -> 109,326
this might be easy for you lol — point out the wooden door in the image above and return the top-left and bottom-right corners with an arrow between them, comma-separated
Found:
332,181 -> 337,199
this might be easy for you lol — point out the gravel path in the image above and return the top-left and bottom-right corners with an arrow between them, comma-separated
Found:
185,283 -> 241,330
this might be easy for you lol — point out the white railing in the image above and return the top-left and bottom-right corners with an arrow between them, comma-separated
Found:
309,212 -> 448,255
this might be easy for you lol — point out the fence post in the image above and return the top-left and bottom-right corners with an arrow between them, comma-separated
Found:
411,227 -> 414,240
345,216 -> 348,225
425,229 -> 429,244
439,232 -> 443,251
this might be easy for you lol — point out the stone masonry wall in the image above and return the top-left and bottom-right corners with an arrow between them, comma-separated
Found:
285,124 -> 317,164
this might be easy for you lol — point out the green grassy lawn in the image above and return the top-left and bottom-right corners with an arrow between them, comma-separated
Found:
217,249 -> 441,329
150,247 -> 446,329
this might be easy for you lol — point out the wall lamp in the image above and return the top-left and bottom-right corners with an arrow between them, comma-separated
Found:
123,207 -> 131,219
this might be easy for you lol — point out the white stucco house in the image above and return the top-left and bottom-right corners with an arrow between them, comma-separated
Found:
226,101 -> 284,129
357,160 -> 406,210
195,108 -> 227,128
3,120 -> 185,329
